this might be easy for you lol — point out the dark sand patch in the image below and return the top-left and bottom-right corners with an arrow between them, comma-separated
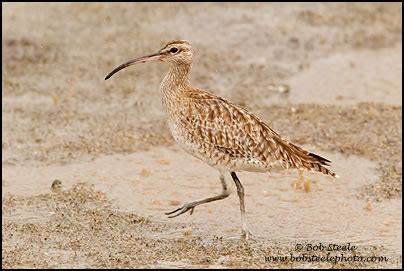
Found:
2,184 -> 401,268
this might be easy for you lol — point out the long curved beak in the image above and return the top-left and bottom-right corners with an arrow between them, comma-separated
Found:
105,52 -> 161,80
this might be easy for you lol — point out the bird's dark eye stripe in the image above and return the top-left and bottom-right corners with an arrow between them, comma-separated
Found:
170,47 -> 178,53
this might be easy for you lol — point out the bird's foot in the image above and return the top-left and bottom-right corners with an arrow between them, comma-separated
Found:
241,228 -> 254,241
165,202 -> 197,218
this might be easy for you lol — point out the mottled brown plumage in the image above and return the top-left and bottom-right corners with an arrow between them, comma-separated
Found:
171,88 -> 336,177
105,40 -> 337,240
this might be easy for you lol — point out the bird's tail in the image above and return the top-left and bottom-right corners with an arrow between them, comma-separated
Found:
306,152 -> 339,178
283,140 -> 339,178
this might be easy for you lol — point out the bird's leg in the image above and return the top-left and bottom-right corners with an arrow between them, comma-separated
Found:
165,173 -> 231,218
230,172 -> 251,240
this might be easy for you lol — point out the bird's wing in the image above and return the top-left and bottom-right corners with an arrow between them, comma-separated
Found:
180,89 -> 335,175
180,89 -> 289,164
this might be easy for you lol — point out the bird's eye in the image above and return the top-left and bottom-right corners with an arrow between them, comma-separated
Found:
169,47 -> 178,54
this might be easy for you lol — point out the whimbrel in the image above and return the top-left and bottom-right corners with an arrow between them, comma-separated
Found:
105,40 -> 338,240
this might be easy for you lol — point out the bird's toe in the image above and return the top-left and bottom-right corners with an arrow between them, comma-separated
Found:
165,203 -> 196,218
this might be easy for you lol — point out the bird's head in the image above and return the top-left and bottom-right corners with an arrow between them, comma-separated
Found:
105,40 -> 193,80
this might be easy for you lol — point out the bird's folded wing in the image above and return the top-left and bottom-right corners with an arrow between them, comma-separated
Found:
180,89 -> 300,167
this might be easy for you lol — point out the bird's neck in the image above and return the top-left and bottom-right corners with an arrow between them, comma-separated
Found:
160,63 -> 192,110
162,63 -> 192,90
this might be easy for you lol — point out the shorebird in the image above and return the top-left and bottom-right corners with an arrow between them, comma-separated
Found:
105,40 -> 338,240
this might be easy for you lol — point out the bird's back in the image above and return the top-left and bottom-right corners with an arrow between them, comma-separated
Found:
168,88 -> 336,177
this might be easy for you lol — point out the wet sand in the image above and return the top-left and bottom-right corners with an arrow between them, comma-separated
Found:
2,3 -> 402,268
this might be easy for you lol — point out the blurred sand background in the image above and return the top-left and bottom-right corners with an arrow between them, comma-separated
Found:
2,3 -> 402,268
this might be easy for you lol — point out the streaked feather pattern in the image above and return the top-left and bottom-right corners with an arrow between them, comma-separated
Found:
164,87 -> 337,177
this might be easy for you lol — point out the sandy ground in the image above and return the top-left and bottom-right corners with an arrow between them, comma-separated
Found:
2,3 -> 402,268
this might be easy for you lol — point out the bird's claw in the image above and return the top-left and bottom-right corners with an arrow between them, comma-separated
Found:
165,203 -> 196,218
